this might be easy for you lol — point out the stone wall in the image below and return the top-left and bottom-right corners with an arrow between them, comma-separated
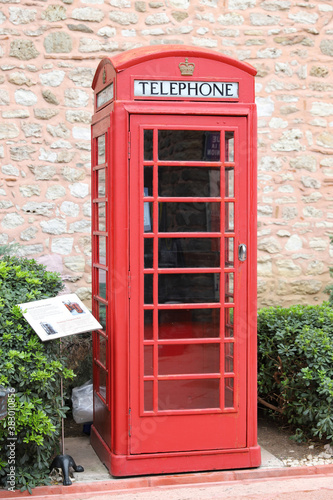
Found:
0,0 -> 332,308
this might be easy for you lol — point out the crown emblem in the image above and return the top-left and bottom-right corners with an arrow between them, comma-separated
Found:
179,58 -> 195,76
102,68 -> 106,84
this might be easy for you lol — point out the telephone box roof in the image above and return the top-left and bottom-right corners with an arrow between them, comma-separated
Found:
92,45 -> 257,90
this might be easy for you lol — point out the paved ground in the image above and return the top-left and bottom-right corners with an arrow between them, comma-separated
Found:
2,471 -> 333,499
60,474 -> 333,500
1,435 -> 332,499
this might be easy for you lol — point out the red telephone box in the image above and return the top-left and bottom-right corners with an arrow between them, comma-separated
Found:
91,45 -> 260,476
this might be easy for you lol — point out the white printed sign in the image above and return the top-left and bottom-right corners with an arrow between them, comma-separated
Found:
18,294 -> 102,341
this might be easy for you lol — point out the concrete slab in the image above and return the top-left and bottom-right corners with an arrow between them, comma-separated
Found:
64,435 -> 284,484
259,446 -> 284,469
64,436 -> 110,483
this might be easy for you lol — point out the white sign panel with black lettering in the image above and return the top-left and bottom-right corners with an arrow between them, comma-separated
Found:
134,80 -> 239,99
18,293 -> 102,341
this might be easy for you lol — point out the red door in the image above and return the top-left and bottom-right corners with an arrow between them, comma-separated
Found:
129,114 -> 248,455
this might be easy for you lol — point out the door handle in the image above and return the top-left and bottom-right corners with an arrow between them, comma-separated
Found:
238,244 -> 247,262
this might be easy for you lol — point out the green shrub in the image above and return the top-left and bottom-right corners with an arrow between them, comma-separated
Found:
0,256 -> 75,492
257,303 -> 333,443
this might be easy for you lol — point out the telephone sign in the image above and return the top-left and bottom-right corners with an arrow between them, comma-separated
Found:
133,80 -> 239,99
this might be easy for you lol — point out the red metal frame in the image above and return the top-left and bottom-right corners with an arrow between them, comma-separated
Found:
91,46 -> 259,477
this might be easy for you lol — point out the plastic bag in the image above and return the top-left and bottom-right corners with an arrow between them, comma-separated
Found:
72,381 -> 93,424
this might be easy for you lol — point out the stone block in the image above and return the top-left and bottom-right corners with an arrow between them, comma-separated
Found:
66,110 -> 92,124
0,123 -> 19,139
109,10 -> 138,24
218,13 -> 244,25
46,185 -> 67,200
19,185 -> 41,197
317,132 -> 333,148
290,156 -> 316,172
60,201 -> 80,217
69,183 -> 89,198
15,88 -> 37,106
20,226 -> 38,241
64,256 -> 86,272
40,70 -> 65,87
22,202 -> 55,217
47,123 -> 70,138
42,5 -> 67,22
34,109 -> 59,120
10,146 -> 36,162
288,11 -> 318,24
258,237 -> 282,254
145,13 -> 169,25
40,218 -> 67,235
276,259 -> 302,277
64,88 -> 89,108
72,7 -> 104,22
320,39 -> 333,57
62,167 -> 86,182
68,67 -> 94,87
67,23 -> 94,33
9,40 -> 39,60
8,71 -> 36,86
1,213 -> 25,229
28,165 -> 57,180
42,90 -> 59,105
44,32 -> 72,53
277,279 -> 322,295
285,234 -> 302,251
260,0 -> 291,10
9,7 -> 37,25
21,123 -> 42,138
51,238 -> 74,255
250,13 -> 280,26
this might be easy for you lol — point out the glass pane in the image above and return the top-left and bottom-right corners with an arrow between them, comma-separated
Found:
144,345 -> 153,376
144,274 -> 153,304
144,129 -> 153,161
225,202 -> 234,232
144,202 -> 153,232
97,135 -> 106,165
159,202 -> 220,232
158,130 -> 220,161
98,366 -> 107,401
225,168 -> 234,198
98,202 -> 106,231
224,343 -> 234,373
98,236 -> 106,265
204,131 -> 220,161
144,238 -> 153,268
158,273 -> 220,304
225,273 -> 234,303
225,237 -> 234,267
158,343 -> 220,375
97,83 -> 113,107
99,335 -> 106,366
159,238 -> 220,268
98,269 -> 106,299
158,166 -> 220,198
158,309 -> 220,339
224,307 -> 234,338
224,378 -> 234,408
158,379 -> 220,410
144,167 -> 153,197
97,169 -> 106,197
144,310 -> 153,340
144,380 -> 153,412
98,302 -> 107,331
225,132 -> 234,162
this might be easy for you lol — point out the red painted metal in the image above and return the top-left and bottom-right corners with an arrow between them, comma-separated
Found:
91,45 -> 259,477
